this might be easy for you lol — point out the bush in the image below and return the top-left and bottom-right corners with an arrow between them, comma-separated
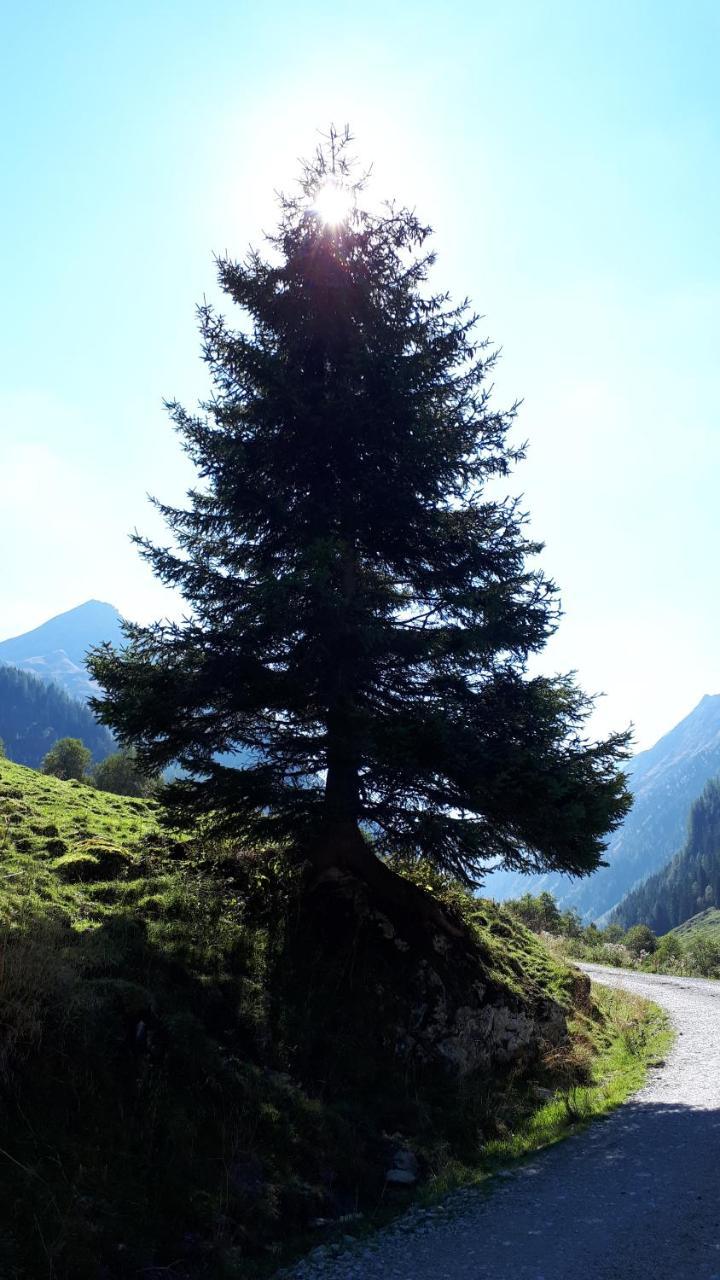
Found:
624,924 -> 658,958
602,924 -> 625,944
647,934 -> 684,973
505,891 -> 562,934
683,936 -> 720,978
41,738 -> 92,782
558,908 -> 584,939
93,751 -> 158,797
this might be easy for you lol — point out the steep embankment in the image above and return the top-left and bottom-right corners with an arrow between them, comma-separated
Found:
487,694 -> 720,921
0,756 -> 601,1279
611,777 -> 720,933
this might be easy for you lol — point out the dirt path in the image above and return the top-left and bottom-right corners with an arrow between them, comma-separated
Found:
284,964 -> 720,1280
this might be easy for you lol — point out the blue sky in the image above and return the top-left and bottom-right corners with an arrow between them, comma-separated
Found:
1,0 -> 718,750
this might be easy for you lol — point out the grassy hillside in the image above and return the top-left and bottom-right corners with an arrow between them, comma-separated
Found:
0,758 -> 667,1279
671,907 -> 720,942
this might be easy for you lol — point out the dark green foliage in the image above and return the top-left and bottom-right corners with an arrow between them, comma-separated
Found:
682,934 -> 720,977
508,891 -> 558,933
93,748 -> 159,797
41,735 -> 92,781
601,923 -> 625,943
90,132 -> 630,888
505,891 -> 583,938
611,777 -> 720,933
644,930 -> 720,978
0,664 -> 113,768
652,933 -> 684,968
623,924 -> 657,957
507,891 -> 561,932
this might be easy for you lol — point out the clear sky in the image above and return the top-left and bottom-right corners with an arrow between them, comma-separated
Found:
1,0 -> 718,751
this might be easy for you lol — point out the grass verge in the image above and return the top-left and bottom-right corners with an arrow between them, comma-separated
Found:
422,984 -> 667,1196
470,984 -> 672,1170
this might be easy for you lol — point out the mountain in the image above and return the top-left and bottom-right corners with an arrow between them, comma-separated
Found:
485,694 -> 720,922
610,777 -> 720,934
0,664 -> 114,768
0,600 -> 124,702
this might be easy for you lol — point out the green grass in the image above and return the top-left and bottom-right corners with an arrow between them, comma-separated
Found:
396,864 -> 578,1006
0,757 -> 672,1279
671,907 -> 720,942
0,757 -> 163,922
485,984 -> 670,1155
414,982 -> 672,1201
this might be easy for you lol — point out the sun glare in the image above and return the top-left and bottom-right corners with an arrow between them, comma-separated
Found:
313,180 -> 353,226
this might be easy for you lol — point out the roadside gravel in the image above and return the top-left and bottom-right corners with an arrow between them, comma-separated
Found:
280,964 -> 720,1280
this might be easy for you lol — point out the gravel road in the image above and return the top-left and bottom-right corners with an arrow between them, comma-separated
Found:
281,964 -> 720,1280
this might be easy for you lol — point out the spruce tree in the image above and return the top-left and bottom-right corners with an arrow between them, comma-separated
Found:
90,130 -> 631,916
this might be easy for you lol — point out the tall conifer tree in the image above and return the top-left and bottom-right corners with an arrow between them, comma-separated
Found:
90,130 -> 630,911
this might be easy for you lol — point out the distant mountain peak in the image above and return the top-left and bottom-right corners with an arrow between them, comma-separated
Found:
0,601 -> 125,703
0,599 -> 122,645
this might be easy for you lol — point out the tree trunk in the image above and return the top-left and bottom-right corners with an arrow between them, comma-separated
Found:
309,817 -> 465,939
315,548 -> 465,938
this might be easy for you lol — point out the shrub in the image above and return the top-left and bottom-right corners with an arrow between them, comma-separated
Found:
591,942 -> 631,967
683,936 -> 720,978
624,925 -> 658,958
41,738 -> 92,782
93,751 -> 158,798
602,924 -> 625,944
648,934 -> 684,973
505,892 -> 563,934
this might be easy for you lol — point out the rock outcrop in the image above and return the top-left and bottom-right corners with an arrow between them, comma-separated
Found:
277,868 -> 568,1088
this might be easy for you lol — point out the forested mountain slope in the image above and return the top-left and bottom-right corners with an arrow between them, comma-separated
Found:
486,695 -> 720,921
0,664 -> 114,767
611,778 -> 720,933
0,599 -> 123,701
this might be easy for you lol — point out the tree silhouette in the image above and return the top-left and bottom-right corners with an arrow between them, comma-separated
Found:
90,129 -> 631,921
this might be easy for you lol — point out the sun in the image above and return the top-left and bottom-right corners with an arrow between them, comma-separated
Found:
313,180 -> 353,227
